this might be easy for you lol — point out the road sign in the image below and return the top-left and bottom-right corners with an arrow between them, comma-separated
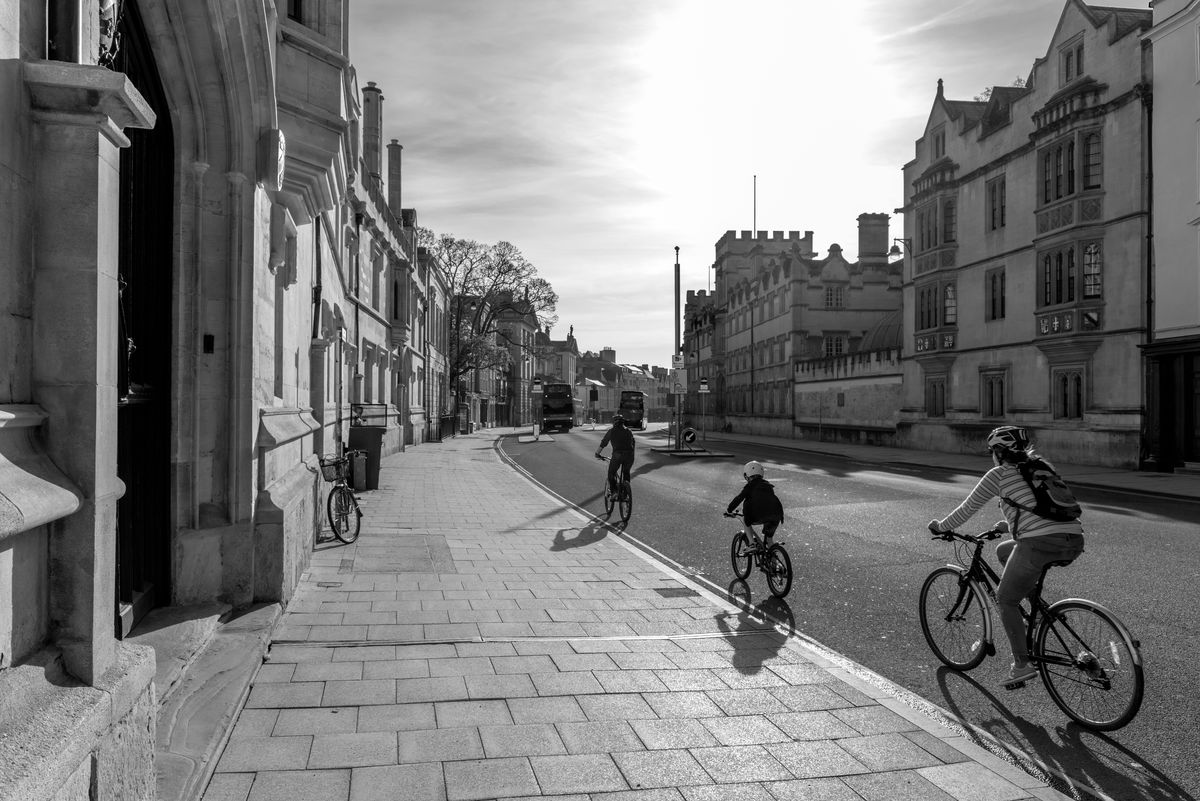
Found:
698,378 -> 710,394
531,378 -> 543,394
672,354 -> 685,370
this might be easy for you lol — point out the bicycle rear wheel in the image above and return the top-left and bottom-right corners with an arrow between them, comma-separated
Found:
1036,599 -> 1144,731
730,533 -> 753,579
764,544 -> 792,598
919,567 -> 989,670
327,485 -> 361,544
618,482 -> 632,524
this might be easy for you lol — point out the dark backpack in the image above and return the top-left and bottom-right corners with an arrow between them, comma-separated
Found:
1003,459 -> 1082,523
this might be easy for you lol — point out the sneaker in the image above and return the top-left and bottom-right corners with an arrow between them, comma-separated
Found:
1002,663 -> 1039,689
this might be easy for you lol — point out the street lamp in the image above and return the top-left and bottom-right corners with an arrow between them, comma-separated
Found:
888,238 -> 912,259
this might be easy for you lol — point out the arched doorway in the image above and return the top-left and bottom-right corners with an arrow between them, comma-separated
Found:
113,0 -> 174,637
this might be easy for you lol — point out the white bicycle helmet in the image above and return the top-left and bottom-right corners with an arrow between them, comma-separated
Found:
986,425 -> 1030,455
743,461 -> 764,480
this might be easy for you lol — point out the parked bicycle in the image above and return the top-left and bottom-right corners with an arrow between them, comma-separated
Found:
726,512 -> 792,598
920,526 -> 1144,731
595,454 -> 632,525
319,452 -> 362,544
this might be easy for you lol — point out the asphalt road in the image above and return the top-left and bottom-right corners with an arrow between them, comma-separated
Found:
499,424 -> 1200,801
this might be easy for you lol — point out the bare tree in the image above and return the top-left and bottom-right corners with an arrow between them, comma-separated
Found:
418,229 -> 558,393
974,76 -> 1027,102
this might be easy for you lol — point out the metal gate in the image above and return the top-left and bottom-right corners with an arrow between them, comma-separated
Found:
114,0 -> 174,637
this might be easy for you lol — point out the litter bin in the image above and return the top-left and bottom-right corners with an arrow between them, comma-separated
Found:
348,448 -> 368,492
348,429 -> 383,490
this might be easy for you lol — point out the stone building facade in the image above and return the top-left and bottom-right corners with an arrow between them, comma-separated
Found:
713,217 -> 903,437
897,0 -> 1152,467
1143,0 -> 1200,471
0,2 -> 442,797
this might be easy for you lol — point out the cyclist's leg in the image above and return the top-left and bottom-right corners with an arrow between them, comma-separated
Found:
761,520 -> 779,545
618,452 -> 634,486
995,541 -> 1050,668
606,457 -> 620,494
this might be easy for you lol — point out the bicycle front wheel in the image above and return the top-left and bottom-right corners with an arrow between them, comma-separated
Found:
602,482 -> 614,518
919,567 -> 989,670
618,483 -> 632,524
764,544 -> 792,598
730,533 -> 753,579
1036,599 -> 1144,731
327,485 -> 361,544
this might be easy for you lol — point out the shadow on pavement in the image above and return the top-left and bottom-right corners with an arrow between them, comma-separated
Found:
550,521 -> 608,551
933,667 -> 1190,801
714,580 -> 797,675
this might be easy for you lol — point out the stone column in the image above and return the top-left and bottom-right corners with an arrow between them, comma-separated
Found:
25,61 -> 154,683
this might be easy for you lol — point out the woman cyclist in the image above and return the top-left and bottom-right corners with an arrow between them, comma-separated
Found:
928,425 -> 1085,689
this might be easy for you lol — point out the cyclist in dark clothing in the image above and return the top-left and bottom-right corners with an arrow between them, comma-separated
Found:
595,414 -> 636,495
726,461 -> 784,548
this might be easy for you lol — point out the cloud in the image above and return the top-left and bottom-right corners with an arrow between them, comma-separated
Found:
349,0 -> 1151,369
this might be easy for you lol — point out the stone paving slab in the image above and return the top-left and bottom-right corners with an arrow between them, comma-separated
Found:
198,431 -> 1070,801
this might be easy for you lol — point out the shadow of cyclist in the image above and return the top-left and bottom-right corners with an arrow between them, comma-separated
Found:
715,580 -> 796,675
549,521 -> 608,552
932,667 -> 1189,801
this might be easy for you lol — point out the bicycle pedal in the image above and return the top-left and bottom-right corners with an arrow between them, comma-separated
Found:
1003,680 -> 1027,691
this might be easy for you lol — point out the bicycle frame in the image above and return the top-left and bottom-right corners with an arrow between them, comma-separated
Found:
939,532 -> 1093,674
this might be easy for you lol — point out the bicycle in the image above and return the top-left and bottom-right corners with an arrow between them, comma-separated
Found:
726,512 -> 792,598
595,454 -> 632,525
920,526 -> 1144,731
318,452 -> 362,544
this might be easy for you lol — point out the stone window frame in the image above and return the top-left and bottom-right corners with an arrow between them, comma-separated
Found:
985,266 -> 1006,321
986,175 -> 1007,231
1038,245 -> 1078,308
1060,34 -> 1085,85
980,367 -> 1008,418
1051,365 -> 1086,419
925,376 -> 947,418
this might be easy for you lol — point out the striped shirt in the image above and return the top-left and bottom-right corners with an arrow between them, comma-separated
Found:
935,462 -> 1084,540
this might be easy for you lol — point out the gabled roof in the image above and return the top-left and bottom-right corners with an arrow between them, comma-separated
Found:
1083,3 -> 1153,41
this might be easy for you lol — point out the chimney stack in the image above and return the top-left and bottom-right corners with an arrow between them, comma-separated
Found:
857,213 -> 890,265
362,81 -> 384,189
387,139 -> 403,212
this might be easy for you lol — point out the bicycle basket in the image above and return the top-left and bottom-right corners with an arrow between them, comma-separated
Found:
319,455 -> 348,482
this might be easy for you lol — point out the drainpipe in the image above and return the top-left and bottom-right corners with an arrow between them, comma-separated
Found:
1140,80 -> 1158,469
311,218 -> 322,340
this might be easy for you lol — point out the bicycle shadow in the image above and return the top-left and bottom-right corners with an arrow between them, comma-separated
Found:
549,521 -> 608,551
933,668 -> 1190,801
715,580 -> 797,675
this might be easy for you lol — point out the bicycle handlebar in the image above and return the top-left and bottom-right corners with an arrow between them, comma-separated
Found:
723,511 -> 740,519
929,526 -> 1005,544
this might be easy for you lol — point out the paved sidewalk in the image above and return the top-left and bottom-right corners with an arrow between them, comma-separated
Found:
201,429 -> 1075,801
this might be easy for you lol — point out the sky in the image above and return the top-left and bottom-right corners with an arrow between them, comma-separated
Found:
348,0 -> 1152,370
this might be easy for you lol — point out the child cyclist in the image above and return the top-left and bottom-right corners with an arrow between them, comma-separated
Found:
726,461 -> 784,548
928,425 -> 1085,689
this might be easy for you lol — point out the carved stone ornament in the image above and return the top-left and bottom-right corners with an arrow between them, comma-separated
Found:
268,203 -> 298,285
98,0 -> 124,68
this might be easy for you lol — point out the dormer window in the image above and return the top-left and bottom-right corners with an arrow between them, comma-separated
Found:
1061,37 -> 1084,84
932,126 -> 946,159
287,0 -> 303,22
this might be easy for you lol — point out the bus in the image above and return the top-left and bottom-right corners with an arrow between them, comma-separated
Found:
541,383 -> 577,433
618,390 -> 647,430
